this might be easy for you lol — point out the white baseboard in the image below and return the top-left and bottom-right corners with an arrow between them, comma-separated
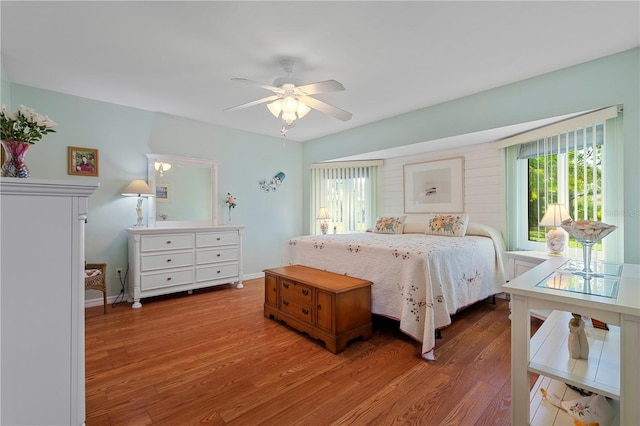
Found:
84,273 -> 266,308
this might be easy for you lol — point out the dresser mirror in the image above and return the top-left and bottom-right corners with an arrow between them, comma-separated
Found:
146,153 -> 219,227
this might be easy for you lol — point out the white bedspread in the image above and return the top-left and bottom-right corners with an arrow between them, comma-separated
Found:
282,231 -> 506,360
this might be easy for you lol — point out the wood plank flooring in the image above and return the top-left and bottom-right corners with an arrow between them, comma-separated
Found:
85,278 -> 541,425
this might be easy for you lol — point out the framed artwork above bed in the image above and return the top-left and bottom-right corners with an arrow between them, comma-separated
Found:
403,157 -> 464,213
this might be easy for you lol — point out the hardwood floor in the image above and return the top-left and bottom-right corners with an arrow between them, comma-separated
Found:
85,278 -> 540,425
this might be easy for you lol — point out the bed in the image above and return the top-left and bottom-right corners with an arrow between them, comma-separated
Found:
282,216 -> 507,360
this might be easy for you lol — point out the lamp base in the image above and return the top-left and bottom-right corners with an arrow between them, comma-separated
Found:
320,221 -> 328,235
546,228 -> 567,256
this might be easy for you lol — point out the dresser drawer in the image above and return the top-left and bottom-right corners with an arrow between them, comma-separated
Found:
196,263 -> 239,282
280,297 -> 313,324
280,279 -> 312,304
141,269 -> 194,291
196,247 -> 238,265
196,232 -> 238,248
141,233 -> 194,252
141,251 -> 193,272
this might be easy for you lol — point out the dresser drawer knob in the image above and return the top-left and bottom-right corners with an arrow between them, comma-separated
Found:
166,240 -> 172,244
166,258 -> 172,262
283,282 -> 290,289
317,304 -> 322,310
283,300 -> 289,306
301,289 -> 309,296
216,237 -> 221,241
301,308 -> 309,315
217,270 -> 221,274
166,277 -> 172,281
217,253 -> 221,257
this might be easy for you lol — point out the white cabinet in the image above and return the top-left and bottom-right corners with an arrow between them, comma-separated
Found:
505,251 -> 552,320
503,258 -> 640,425
0,178 -> 97,425
127,226 -> 244,308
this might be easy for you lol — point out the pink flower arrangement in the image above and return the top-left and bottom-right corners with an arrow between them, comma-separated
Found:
225,192 -> 236,208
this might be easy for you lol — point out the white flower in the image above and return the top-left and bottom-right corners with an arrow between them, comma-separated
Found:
0,105 -> 57,143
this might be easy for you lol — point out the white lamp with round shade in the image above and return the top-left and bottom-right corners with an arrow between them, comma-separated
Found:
539,203 -> 571,255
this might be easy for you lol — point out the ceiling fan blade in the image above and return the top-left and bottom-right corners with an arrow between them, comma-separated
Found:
301,96 -> 352,121
223,94 -> 280,112
296,80 -> 345,95
231,78 -> 279,92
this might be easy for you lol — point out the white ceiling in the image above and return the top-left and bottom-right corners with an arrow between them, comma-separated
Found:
1,1 -> 638,144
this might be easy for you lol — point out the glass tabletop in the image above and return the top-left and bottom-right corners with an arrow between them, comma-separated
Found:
557,259 -> 623,277
536,271 -> 621,298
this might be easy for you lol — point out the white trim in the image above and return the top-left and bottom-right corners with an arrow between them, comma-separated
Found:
493,105 -> 619,149
311,159 -> 383,168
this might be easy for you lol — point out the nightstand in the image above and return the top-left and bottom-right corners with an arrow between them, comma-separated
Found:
505,250 -> 552,320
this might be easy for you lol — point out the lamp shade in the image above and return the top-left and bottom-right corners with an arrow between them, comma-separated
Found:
316,207 -> 330,220
539,203 -> 571,227
122,180 -> 154,197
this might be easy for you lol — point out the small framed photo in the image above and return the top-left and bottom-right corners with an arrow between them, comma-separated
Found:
68,146 -> 98,177
155,183 -> 171,202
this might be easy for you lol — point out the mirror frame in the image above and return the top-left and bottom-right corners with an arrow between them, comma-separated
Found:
146,153 -> 219,227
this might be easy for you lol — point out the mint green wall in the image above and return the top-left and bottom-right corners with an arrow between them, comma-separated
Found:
8,84 -> 304,299
303,48 -> 640,264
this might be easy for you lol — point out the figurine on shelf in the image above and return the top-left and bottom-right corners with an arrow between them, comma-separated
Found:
568,313 -> 589,360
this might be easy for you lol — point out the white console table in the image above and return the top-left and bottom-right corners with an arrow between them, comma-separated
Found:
127,225 -> 244,308
503,258 -> 639,425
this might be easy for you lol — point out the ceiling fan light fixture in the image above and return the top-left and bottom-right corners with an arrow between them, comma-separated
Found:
266,100 -> 282,118
281,111 -> 297,124
296,102 -> 311,119
281,96 -> 299,114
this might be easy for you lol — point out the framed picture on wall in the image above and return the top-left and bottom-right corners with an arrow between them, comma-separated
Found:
403,157 -> 464,213
68,146 -> 99,177
155,183 -> 171,202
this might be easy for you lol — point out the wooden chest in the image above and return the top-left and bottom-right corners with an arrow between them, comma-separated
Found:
264,265 -> 372,353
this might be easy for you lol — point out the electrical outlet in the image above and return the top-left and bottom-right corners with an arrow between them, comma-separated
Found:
116,268 -> 123,279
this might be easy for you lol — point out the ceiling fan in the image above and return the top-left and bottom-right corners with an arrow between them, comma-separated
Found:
224,59 -> 352,135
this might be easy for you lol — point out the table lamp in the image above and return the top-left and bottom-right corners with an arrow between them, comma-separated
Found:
539,203 -> 571,255
122,179 -> 154,227
316,207 -> 330,235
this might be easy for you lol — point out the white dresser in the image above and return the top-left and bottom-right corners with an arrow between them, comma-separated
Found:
0,178 -> 97,425
127,226 -> 244,308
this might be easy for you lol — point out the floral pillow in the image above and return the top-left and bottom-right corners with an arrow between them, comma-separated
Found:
425,214 -> 469,237
373,216 -> 406,234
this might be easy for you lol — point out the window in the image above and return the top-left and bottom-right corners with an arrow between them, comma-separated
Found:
310,161 -> 382,234
501,106 -> 623,262
519,124 -> 604,245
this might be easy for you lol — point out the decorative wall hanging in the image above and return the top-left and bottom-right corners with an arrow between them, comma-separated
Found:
403,157 -> 464,213
68,146 -> 99,177
155,183 -> 171,202
259,171 -> 286,192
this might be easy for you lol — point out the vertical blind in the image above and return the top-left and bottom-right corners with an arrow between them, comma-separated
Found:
310,161 -> 382,234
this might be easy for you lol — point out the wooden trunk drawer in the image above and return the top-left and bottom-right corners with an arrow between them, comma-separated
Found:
280,298 -> 313,324
141,251 -> 193,271
141,269 -> 194,291
196,247 -> 238,265
196,232 -> 238,247
141,234 -> 194,252
280,279 -> 312,304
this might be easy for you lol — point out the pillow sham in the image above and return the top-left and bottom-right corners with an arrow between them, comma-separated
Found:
425,213 -> 469,237
373,216 -> 406,234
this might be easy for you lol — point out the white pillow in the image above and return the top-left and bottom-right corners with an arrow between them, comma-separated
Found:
373,216 -> 406,234
424,214 -> 469,237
